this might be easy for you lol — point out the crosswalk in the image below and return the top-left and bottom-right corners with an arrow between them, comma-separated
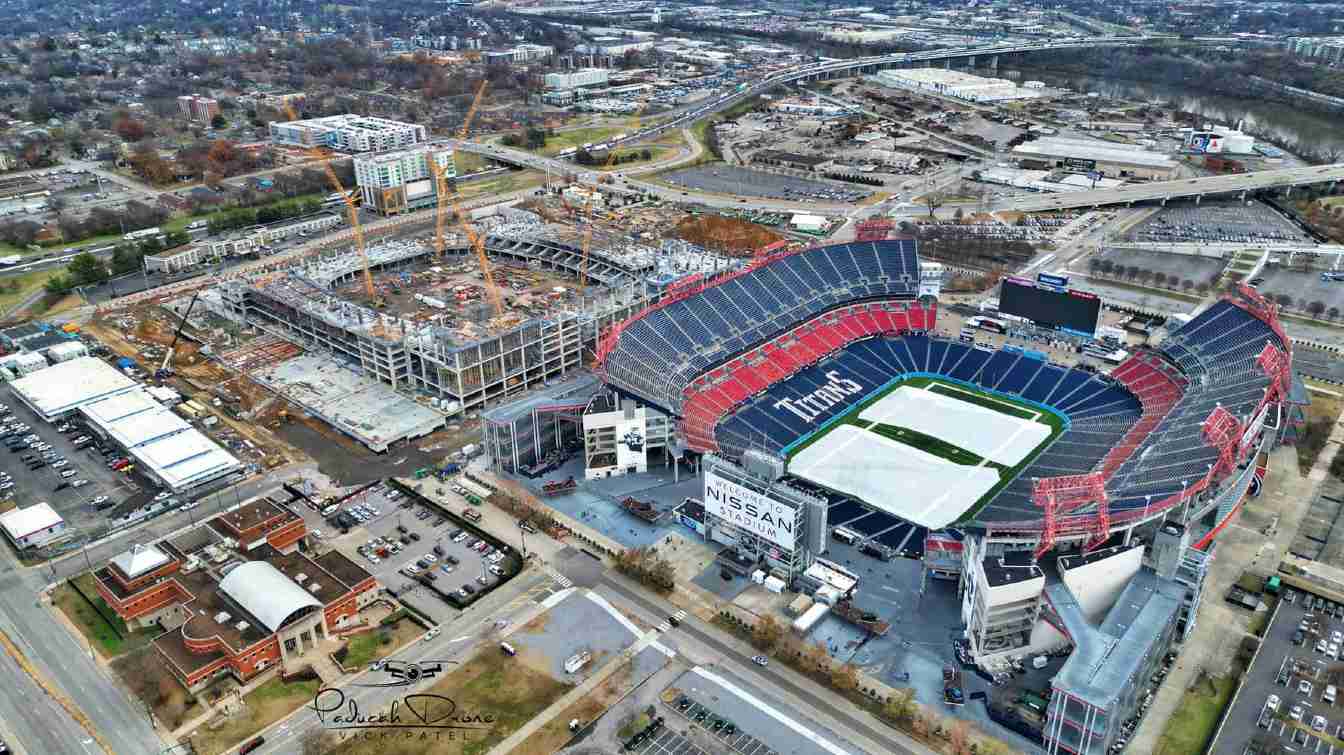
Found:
656,609 -> 687,633
546,567 -> 573,590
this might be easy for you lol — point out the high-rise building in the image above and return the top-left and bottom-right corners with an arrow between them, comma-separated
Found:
269,114 -> 428,153
177,94 -> 221,125
353,144 -> 456,215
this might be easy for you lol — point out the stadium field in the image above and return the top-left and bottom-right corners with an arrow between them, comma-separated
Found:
785,375 -> 1065,528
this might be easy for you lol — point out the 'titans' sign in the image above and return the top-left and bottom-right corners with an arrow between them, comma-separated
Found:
703,472 -> 797,549
772,370 -> 865,424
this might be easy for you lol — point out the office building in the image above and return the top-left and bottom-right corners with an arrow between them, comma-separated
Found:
353,144 -> 456,215
545,68 -> 611,90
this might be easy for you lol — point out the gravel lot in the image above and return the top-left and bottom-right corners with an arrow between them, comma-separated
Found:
660,165 -> 869,202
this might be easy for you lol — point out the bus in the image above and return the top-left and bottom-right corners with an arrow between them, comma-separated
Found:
967,316 -> 1008,335
832,526 -> 862,545
123,226 -> 162,242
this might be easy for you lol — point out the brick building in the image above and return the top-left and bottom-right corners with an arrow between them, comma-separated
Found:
94,500 -> 378,692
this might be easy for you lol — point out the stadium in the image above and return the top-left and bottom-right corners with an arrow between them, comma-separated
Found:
596,238 -> 1294,561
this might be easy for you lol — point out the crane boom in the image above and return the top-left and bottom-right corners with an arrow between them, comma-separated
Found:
157,290 -> 201,377
429,80 -> 489,260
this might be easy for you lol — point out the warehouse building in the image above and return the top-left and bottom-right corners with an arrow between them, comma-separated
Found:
0,502 -> 66,550
79,388 -> 243,493
353,144 -> 456,216
268,114 -> 427,153
1011,137 -> 1178,180
8,356 -> 139,421
873,69 -> 1038,102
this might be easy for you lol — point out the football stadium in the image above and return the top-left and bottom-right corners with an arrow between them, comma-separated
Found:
492,237 -> 1300,755
597,239 -> 1292,555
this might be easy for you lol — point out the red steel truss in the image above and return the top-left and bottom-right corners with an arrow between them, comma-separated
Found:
1202,405 -> 1244,480
855,219 -> 895,242
1031,473 -> 1108,559
1257,343 -> 1290,402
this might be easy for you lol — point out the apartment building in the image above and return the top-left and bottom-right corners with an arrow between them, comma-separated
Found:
353,144 -> 456,215
269,114 -> 428,153
177,94 -> 221,125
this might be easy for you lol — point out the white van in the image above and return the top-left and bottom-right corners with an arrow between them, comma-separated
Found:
1325,685 -> 1337,705
500,642 -> 516,656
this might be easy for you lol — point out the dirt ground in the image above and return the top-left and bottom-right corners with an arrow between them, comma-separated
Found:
273,415 -> 479,485
671,214 -> 784,257
518,664 -> 633,755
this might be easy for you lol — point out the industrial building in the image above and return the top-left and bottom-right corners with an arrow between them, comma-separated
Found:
79,388 -> 243,494
268,114 -> 428,153
544,68 -> 611,90
873,69 -> 1039,102
353,144 -> 457,216
8,356 -> 139,421
1011,137 -> 1178,180
1181,124 -> 1256,155
0,502 -> 66,550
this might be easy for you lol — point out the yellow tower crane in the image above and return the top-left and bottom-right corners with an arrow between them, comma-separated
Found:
429,80 -> 489,259
281,103 -> 379,305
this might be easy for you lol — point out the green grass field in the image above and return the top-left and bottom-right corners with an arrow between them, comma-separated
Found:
785,375 -> 1065,524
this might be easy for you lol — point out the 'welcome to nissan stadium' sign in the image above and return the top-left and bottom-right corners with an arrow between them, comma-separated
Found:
704,472 -> 797,550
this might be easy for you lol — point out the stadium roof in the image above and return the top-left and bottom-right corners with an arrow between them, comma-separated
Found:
218,561 -> 323,633
9,356 -> 138,419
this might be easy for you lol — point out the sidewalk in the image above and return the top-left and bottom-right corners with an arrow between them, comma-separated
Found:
1129,442 -> 1324,753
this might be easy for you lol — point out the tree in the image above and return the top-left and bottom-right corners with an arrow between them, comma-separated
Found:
113,116 -> 147,142
830,661 -> 859,692
1182,279 -> 1195,293
921,190 -> 945,218
1309,300 -> 1326,318
1330,306 -> 1340,321
67,252 -> 109,286
948,720 -> 972,755
882,689 -> 916,725
952,207 -> 964,223
752,615 -> 783,653
210,113 -> 227,130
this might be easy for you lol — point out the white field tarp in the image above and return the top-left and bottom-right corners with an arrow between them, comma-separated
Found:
788,424 -> 999,529
858,385 -> 1049,466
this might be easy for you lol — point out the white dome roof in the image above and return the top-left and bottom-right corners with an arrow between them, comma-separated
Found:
218,561 -> 322,633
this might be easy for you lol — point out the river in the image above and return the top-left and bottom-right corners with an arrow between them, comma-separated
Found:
1007,70 -> 1344,155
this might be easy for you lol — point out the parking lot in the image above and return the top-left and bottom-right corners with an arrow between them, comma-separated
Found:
0,395 -> 142,540
1217,588 -> 1344,754
326,482 -> 516,621
659,164 -> 869,202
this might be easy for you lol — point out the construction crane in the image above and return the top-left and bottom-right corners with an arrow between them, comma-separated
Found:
156,290 -> 201,379
429,80 -> 489,260
281,102 -> 379,305
579,100 -> 650,289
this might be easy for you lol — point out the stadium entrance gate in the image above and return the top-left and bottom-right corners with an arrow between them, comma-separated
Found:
701,455 -> 829,582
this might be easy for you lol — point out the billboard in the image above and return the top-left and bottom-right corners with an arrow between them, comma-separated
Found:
999,277 -> 1101,336
614,415 -> 646,470
1037,272 -> 1070,289
1064,157 -> 1096,170
704,472 -> 797,549
405,179 -> 434,200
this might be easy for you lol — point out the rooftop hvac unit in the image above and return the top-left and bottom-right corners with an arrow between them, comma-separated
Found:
214,611 -> 232,624
235,621 -> 250,632
308,582 -> 322,593
295,573 -> 309,583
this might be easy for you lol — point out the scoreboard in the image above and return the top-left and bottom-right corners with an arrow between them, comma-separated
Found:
999,276 -> 1101,336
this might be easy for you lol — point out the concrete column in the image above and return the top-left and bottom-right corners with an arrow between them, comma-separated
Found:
944,59 -> 951,69
1195,194 -> 1202,205
968,55 -> 976,68
990,55 -> 999,70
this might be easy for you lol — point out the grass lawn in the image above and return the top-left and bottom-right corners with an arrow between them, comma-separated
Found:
0,268 -> 61,316
454,150 -> 492,176
1155,673 -> 1237,755
341,619 -> 422,669
456,171 -> 546,200
50,573 -> 158,659
189,677 -> 322,755
531,127 -> 626,156
591,144 -> 679,172
784,374 -> 1065,524
325,646 -> 573,755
